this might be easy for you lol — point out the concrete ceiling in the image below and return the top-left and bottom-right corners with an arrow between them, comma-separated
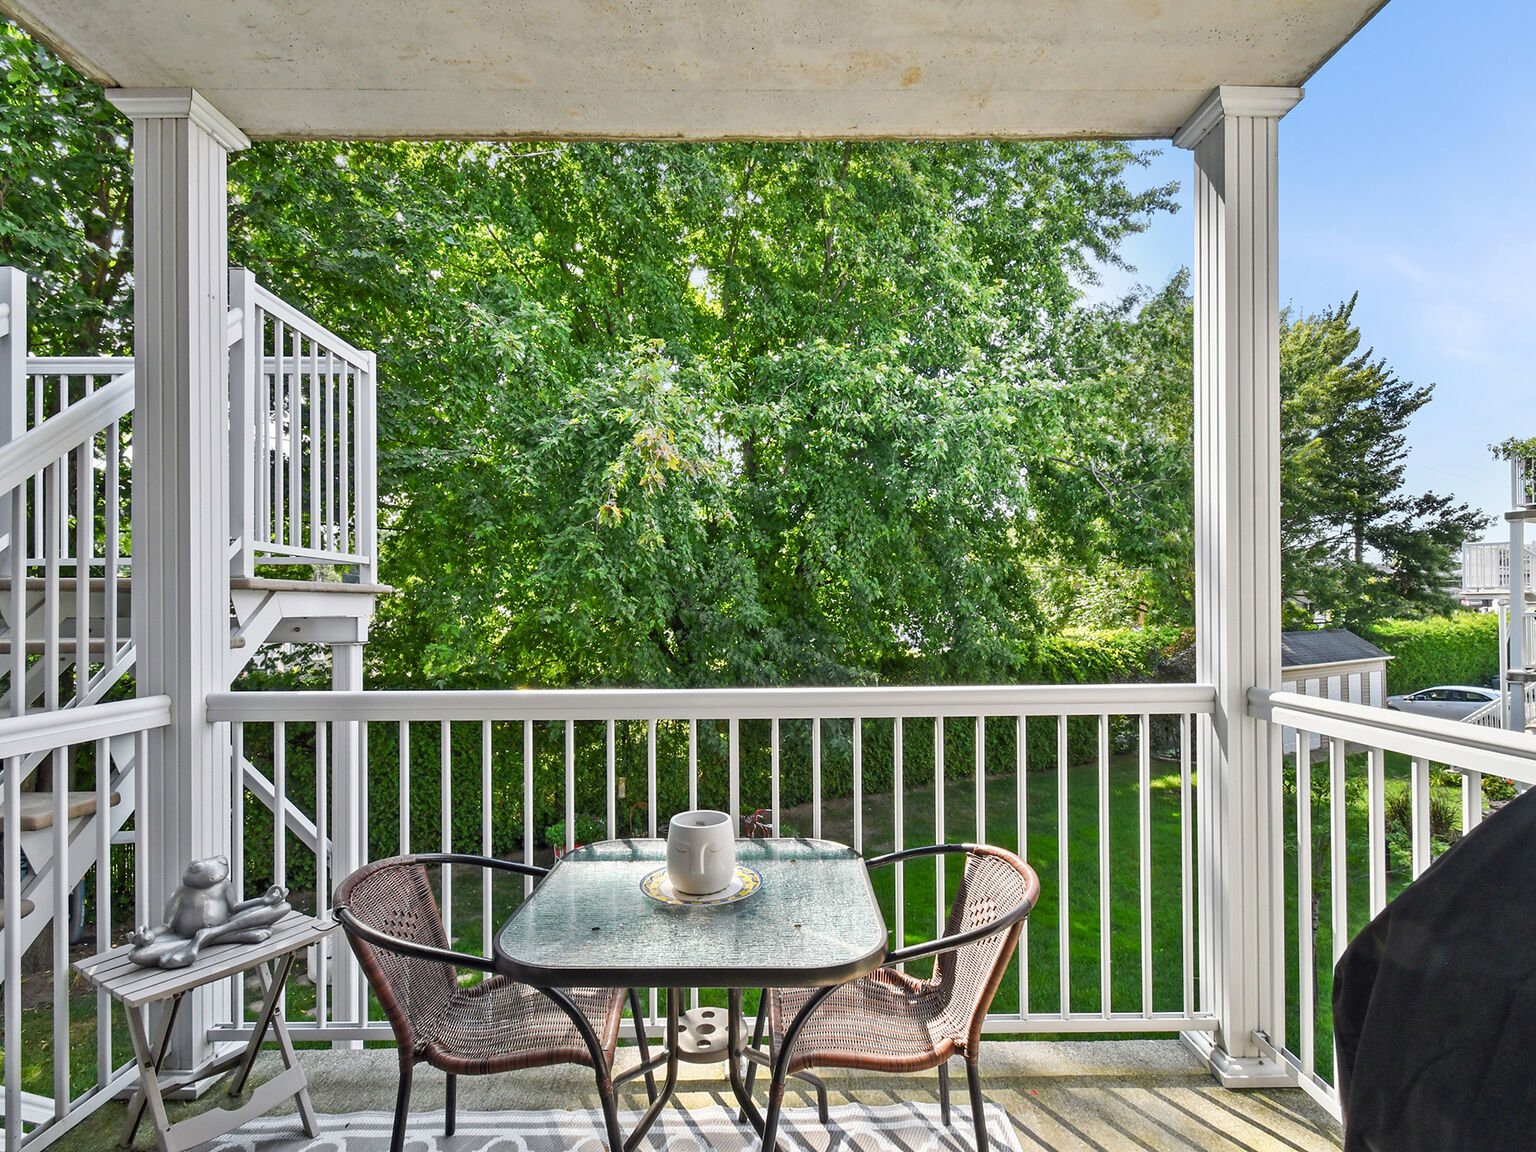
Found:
3,0 -> 1386,141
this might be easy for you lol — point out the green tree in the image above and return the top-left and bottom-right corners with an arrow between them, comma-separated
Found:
0,20 -> 132,354
1279,296 -> 1487,627
0,19 -> 1195,687
1113,281 -> 1487,630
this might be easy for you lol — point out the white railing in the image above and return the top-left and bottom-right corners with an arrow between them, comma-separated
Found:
1461,698 -> 1504,728
1248,688 -> 1536,1119
207,683 -> 1217,1042
0,697 -> 171,1150
0,371 -> 134,718
229,270 -> 377,583
1459,540 -> 1536,597
1513,456 -> 1535,509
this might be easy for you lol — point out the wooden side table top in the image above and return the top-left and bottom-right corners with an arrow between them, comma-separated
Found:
75,912 -> 334,1008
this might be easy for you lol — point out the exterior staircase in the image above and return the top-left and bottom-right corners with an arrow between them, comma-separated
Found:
0,265 -> 381,1105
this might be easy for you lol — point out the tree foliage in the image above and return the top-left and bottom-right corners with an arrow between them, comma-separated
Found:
0,19 -> 1487,691
216,134 -> 1181,686
1277,296 -> 1487,626
0,21 -> 131,354
1109,280 -> 1487,631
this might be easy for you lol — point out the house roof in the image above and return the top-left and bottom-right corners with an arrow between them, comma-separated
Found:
1281,629 -> 1390,671
1,0 -> 1386,141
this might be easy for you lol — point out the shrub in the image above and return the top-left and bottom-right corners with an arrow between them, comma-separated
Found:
1383,783 -> 1459,868
1363,613 -> 1499,696
544,815 -> 607,849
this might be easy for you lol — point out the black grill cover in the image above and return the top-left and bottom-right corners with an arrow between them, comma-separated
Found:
1333,786 -> 1536,1151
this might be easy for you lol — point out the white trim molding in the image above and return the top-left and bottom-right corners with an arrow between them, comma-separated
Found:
1172,85 -> 1303,150
106,88 -> 251,152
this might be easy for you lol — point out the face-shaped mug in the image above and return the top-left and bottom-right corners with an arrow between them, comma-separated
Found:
666,810 -> 735,896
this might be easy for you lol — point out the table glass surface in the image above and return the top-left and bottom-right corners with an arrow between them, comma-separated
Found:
495,838 -> 887,988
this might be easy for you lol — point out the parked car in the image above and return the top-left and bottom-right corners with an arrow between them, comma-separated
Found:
1385,685 -> 1499,721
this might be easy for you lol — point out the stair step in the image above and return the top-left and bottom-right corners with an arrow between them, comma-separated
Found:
0,578 -> 130,592
0,628 -> 243,652
0,790 -> 121,831
231,576 -> 392,596
0,899 -> 36,919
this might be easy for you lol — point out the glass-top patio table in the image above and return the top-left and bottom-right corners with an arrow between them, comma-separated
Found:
494,837 -> 888,1152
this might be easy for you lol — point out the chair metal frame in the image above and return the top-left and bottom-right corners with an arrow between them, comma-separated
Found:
334,852 -> 655,1152
739,843 -> 1040,1152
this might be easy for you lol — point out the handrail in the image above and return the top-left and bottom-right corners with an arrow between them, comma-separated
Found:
252,284 -> 369,366
208,682 -> 1218,724
1249,687 -> 1536,779
0,309 -> 245,498
0,696 -> 171,761
1461,698 -> 1505,728
24,356 -> 133,376
0,370 -> 134,496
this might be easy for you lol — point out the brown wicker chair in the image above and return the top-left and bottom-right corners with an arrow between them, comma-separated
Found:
742,843 -> 1039,1152
334,853 -> 653,1152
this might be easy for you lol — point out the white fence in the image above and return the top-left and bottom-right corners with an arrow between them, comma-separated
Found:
1248,688 -> 1536,1119
206,683 -> 1217,1042
0,265 -> 375,1148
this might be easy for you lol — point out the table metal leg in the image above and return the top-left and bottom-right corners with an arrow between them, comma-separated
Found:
724,989 -> 761,1142
622,988 -> 680,1152
627,988 -> 659,1103
737,991 -> 769,1121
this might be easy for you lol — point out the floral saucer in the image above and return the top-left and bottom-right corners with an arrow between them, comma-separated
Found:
640,865 -> 763,906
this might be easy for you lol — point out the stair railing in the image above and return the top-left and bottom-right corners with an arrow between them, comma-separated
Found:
228,268 -> 377,584
0,265 -> 378,1148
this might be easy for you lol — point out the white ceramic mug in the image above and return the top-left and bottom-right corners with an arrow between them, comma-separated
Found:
666,810 -> 735,895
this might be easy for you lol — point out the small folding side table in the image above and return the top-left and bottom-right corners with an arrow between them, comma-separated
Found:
74,912 -> 334,1152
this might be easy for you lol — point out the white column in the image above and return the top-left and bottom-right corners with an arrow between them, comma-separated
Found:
330,642 -> 366,1044
1175,85 -> 1301,1086
1509,510 -> 1528,731
106,89 -> 249,1074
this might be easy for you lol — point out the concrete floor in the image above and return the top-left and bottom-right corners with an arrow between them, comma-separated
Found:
70,1040 -> 1343,1151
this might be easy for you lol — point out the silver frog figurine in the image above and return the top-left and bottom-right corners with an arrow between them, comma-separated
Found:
129,855 -> 290,968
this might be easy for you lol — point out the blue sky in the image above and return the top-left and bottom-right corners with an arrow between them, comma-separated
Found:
1090,0 -> 1534,540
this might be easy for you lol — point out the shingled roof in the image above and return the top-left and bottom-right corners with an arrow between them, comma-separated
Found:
1281,629 -> 1391,670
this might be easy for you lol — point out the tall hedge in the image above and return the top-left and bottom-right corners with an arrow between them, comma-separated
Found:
1363,612 -> 1500,695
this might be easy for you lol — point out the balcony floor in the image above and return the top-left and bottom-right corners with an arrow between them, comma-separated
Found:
71,1039 -> 1342,1151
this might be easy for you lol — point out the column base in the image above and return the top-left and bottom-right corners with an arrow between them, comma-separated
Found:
1181,1030 -> 1297,1089
163,1039 -> 248,1100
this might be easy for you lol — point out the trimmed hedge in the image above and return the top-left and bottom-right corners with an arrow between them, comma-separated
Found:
1362,612 -> 1500,696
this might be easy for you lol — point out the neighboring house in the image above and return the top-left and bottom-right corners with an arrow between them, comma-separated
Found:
1281,629 -> 1391,755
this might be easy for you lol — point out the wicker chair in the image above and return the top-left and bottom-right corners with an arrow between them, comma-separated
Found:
743,844 -> 1039,1152
334,853 -> 653,1152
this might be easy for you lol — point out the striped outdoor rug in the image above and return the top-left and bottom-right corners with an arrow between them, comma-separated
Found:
208,1101 -> 1020,1151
